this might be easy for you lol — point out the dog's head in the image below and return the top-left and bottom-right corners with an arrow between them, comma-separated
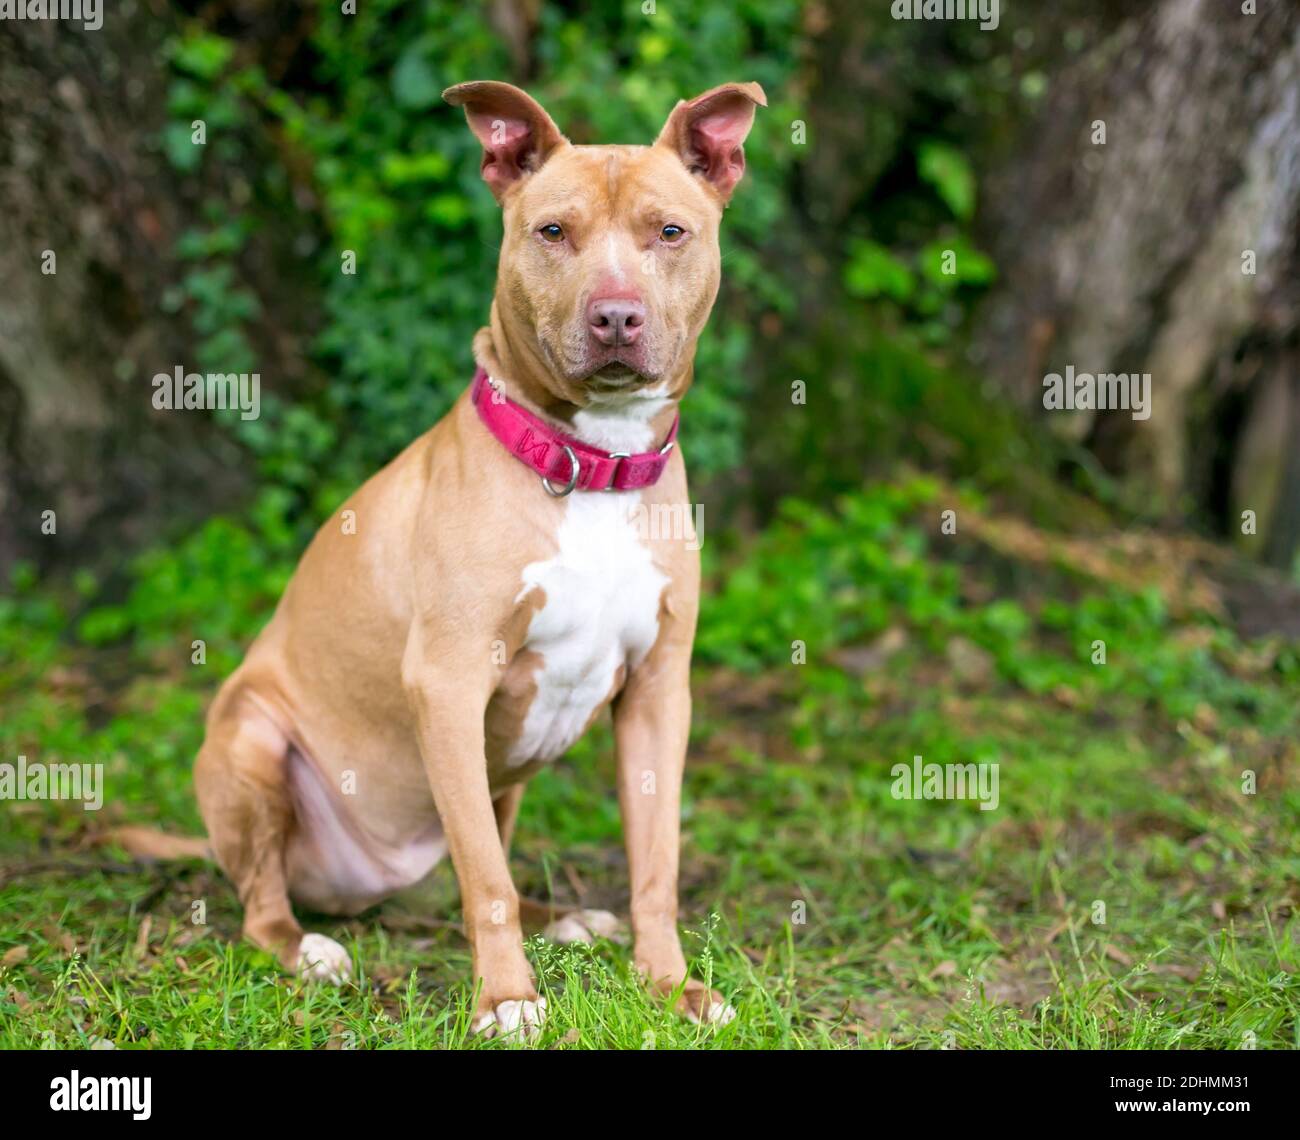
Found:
444,81 -> 765,405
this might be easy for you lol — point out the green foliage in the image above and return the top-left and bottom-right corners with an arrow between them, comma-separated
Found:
699,477 -> 953,669
73,489 -> 299,663
699,480 -> 1295,738
845,240 -> 917,303
917,140 -> 976,221
843,228 -> 996,347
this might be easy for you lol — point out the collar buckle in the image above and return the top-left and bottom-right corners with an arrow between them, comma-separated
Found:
603,452 -> 631,492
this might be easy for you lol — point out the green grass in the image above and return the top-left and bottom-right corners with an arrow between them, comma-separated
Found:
2,482 -> 1298,1049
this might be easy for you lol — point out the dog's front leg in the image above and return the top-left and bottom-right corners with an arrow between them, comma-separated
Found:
403,639 -> 540,1039
614,626 -> 733,1025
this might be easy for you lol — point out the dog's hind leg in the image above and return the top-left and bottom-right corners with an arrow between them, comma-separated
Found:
195,691 -> 351,984
492,783 -> 526,855
493,783 -> 624,945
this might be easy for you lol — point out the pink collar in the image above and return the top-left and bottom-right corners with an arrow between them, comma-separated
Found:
470,368 -> 679,496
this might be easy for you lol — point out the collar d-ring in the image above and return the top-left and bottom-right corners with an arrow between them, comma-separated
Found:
542,444 -> 580,497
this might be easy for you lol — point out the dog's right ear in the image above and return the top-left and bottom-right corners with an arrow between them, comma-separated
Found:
443,81 -> 568,202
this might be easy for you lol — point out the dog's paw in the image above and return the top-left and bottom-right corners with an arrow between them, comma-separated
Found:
472,997 -> 547,1041
688,998 -> 736,1027
296,933 -> 352,984
677,980 -> 735,1027
543,909 -> 625,945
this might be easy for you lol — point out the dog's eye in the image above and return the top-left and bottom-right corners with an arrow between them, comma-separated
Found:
539,224 -> 565,243
660,225 -> 686,243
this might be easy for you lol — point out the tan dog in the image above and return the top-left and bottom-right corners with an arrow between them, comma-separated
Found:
192,79 -> 765,1037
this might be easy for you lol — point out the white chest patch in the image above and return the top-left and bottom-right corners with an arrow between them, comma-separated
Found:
508,492 -> 667,768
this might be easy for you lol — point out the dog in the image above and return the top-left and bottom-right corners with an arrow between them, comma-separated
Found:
189,79 -> 765,1037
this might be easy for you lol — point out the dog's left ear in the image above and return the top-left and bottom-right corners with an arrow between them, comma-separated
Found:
655,82 -> 767,202
443,81 -> 568,202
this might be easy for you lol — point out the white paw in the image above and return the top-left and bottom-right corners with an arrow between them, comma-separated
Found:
686,1000 -> 736,1027
296,933 -> 352,984
472,997 -> 547,1041
542,909 -> 624,945
708,1001 -> 737,1026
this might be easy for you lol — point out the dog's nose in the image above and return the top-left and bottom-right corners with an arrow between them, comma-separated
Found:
587,297 -> 645,347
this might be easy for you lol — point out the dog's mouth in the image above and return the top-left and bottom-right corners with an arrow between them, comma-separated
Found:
586,361 -> 644,388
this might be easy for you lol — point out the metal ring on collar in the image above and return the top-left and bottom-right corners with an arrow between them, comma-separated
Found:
542,444 -> 580,497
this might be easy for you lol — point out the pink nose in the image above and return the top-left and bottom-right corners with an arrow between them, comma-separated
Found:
587,297 -> 645,347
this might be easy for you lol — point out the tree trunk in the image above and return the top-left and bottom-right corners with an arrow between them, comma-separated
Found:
0,16 -> 255,575
973,0 -> 1300,567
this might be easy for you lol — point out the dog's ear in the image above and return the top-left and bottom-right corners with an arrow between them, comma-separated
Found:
442,81 -> 568,202
655,82 -> 766,202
